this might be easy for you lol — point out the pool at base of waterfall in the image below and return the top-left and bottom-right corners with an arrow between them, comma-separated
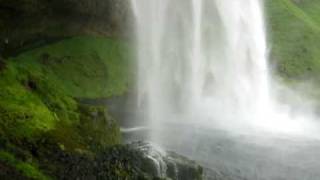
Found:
124,123 -> 320,180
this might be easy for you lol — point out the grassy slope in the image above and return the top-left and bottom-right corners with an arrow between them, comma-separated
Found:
0,36 -> 128,139
0,36 -> 127,178
11,36 -> 130,98
266,0 -> 320,81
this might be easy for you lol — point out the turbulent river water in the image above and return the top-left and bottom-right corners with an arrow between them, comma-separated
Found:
129,0 -> 320,179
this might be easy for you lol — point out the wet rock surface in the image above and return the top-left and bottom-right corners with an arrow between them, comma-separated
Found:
33,141 -> 203,180
130,141 -> 203,180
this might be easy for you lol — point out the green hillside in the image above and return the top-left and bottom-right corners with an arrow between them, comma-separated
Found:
266,0 -> 320,81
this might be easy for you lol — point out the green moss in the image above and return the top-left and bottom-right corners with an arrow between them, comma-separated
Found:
10,36 -> 130,98
0,151 -> 50,180
266,0 -> 320,81
0,57 -> 81,140
0,35 -> 127,142
0,63 -> 58,139
0,35 -> 126,178
43,104 -> 121,153
78,104 -> 121,151
16,163 -> 49,180
0,151 -> 16,165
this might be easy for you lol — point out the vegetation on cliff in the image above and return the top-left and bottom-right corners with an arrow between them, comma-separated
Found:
0,0 -> 318,179
0,36 -> 128,179
0,33 -> 202,180
0,36 -> 128,141
266,0 -> 320,82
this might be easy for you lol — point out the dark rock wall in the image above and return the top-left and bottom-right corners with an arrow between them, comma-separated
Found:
0,0 -> 132,57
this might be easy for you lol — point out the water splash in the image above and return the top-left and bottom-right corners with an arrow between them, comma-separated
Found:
131,0 -> 320,143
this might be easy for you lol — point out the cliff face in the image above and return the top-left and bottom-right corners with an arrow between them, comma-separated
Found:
0,1 -> 204,179
0,1 -> 132,179
0,0 -> 132,57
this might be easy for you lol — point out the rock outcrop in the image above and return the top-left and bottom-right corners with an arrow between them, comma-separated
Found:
0,0 -> 132,57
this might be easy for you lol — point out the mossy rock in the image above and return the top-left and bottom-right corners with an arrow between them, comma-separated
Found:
0,59 -> 79,141
78,104 -> 121,150
46,104 -> 122,153
0,35 -> 129,141
0,35 -> 127,179
0,151 -> 50,180
10,36 -> 131,99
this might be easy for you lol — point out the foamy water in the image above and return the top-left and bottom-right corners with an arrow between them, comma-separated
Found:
131,0 -> 319,141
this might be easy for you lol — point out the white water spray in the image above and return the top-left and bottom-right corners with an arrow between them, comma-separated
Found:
131,0 -> 320,143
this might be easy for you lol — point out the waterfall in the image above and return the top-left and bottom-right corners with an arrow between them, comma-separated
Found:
131,0 -> 319,144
